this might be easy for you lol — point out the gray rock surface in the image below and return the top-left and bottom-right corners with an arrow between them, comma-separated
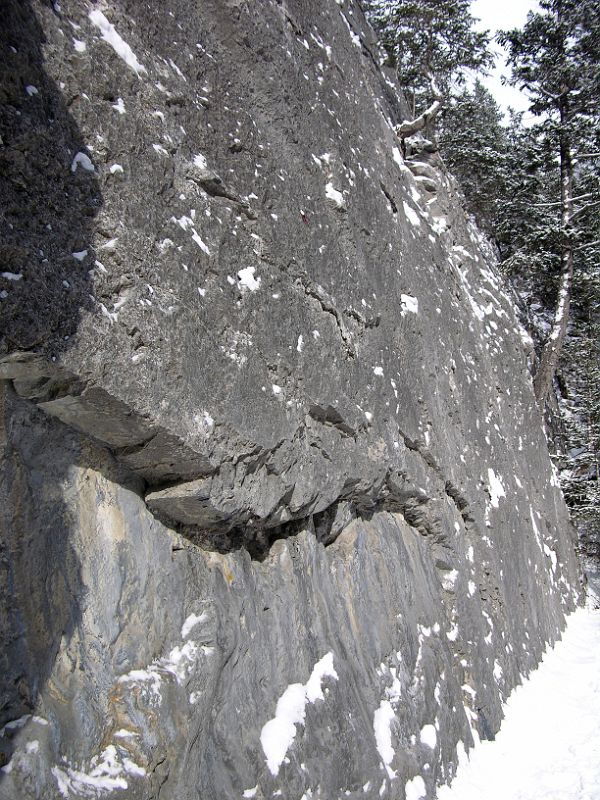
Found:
0,1 -> 583,798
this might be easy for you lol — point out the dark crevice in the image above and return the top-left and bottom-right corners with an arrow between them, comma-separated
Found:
379,181 -> 398,213
280,258 -> 380,351
308,403 -> 357,438
397,426 -> 474,523
398,427 -> 440,471
275,1 -> 303,38
343,305 -> 382,331
445,480 -> 474,523
187,169 -> 258,219
296,277 -> 356,358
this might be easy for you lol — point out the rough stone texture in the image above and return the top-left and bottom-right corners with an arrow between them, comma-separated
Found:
0,1 -> 583,799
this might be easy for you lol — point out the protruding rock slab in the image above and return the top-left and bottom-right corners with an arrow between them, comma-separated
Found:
39,387 -> 155,449
117,429 -> 213,483
146,477 -> 224,528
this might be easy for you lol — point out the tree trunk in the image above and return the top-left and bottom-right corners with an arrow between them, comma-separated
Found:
396,98 -> 442,139
533,102 -> 574,406
395,76 -> 443,140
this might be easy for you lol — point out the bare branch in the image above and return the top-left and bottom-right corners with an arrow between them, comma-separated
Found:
575,239 -> 600,251
531,192 -> 594,208
523,82 -> 564,101
571,200 -> 600,220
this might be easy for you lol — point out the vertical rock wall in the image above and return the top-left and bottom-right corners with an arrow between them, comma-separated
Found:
0,1 -> 582,799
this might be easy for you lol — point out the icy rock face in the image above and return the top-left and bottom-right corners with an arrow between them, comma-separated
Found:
0,1 -> 582,799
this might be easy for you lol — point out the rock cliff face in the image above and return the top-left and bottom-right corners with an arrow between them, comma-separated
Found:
0,1 -> 582,799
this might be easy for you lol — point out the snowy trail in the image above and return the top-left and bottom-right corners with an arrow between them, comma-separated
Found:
436,607 -> 600,800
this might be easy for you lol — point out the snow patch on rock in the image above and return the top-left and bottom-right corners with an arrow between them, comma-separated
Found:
373,699 -> 396,778
89,10 -> 147,76
260,652 -> 338,776
400,294 -> 419,316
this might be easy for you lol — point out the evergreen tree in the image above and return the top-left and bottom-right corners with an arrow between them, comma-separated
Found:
439,81 -> 509,234
556,256 -> 600,559
560,279 -> 600,512
557,150 -> 600,544
495,116 -> 562,293
498,1 -> 600,536
499,0 -> 600,406
364,0 -> 491,140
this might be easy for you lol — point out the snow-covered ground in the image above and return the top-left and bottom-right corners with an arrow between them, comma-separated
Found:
437,606 -> 600,800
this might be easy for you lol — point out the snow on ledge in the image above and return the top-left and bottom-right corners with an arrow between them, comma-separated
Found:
325,182 -> 345,208
487,468 -> 506,508
89,10 -> 147,76
402,201 -> 421,228
71,152 -> 95,173
373,699 -> 396,778
392,146 -> 404,168
260,652 -> 338,776
181,612 -> 207,639
405,775 -> 426,800
51,746 -> 132,798
400,294 -> 419,316
237,266 -> 261,291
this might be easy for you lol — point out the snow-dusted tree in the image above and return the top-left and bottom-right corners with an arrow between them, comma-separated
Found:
499,0 -> 600,406
363,0 -> 491,141
495,116 -> 563,290
551,238 -> 600,565
439,80 -> 509,234
558,154 -> 600,542
560,274 -> 600,527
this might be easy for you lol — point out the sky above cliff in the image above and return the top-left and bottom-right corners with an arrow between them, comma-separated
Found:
471,0 -> 540,119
